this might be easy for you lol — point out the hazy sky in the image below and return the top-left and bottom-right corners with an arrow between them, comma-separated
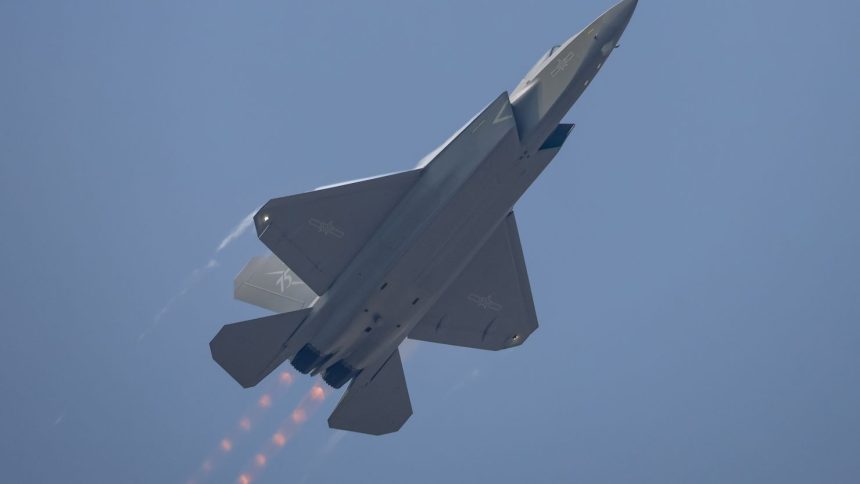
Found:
2,1 -> 859,483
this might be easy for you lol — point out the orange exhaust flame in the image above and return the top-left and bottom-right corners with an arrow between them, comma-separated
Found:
187,374 -> 296,483
237,379 -> 333,483
238,474 -> 251,484
291,408 -> 308,424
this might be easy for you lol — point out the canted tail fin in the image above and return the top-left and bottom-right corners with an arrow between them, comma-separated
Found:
210,308 -> 313,388
234,253 -> 318,314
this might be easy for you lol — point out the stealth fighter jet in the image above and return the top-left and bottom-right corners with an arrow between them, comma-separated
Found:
211,0 -> 638,435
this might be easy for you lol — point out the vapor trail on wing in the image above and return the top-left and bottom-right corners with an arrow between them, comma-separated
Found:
141,207 -> 259,343
140,259 -> 219,342
187,371 -> 295,484
216,208 -> 259,253
234,381 -> 329,483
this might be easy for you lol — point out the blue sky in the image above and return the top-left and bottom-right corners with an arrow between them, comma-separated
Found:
2,0 -> 859,482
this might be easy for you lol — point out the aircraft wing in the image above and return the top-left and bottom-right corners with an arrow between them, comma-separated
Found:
408,212 -> 539,350
253,169 -> 422,295
234,253 -> 318,314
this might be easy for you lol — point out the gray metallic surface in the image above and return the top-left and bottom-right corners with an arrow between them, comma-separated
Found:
328,349 -> 412,435
211,0 -> 638,435
210,308 -> 313,388
408,212 -> 538,351
233,254 -> 317,314
256,169 -> 422,295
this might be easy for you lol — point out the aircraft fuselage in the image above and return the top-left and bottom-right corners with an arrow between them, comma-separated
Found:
278,0 -> 639,388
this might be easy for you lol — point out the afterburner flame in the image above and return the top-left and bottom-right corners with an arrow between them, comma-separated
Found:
220,438 -> 232,452
255,454 -> 267,467
272,432 -> 286,447
291,408 -> 308,424
280,371 -> 294,384
238,474 -> 251,484
310,385 -> 325,401
258,394 -> 272,408
239,417 -> 251,431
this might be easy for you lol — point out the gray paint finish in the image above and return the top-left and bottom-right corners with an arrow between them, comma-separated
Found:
210,0 -> 639,435
408,212 -> 539,351
233,254 -> 317,314
4,0 -> 860,481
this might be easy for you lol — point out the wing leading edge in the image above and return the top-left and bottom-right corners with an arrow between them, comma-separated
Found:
253,169 -> 422,295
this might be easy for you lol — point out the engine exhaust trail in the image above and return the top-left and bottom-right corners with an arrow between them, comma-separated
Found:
187,371 -> 295,484
234,381 -> 329,483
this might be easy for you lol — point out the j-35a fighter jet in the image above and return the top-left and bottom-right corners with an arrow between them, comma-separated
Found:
211,0 -> 637,435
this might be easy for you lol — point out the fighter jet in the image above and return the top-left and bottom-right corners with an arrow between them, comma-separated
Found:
211,0 -> 638,435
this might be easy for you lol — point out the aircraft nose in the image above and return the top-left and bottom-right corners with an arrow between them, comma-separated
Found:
591,0 -> 638,55
608,0 -> 638,19
600,0 -> 638,36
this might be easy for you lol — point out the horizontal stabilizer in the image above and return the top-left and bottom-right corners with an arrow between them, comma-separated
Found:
234,253 -> 318,313
210,309 -> 312,388
254,169 -> 422,295
328,349 -> 412,435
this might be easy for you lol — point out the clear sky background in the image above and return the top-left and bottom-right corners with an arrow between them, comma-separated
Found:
2,0 -> 859,483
